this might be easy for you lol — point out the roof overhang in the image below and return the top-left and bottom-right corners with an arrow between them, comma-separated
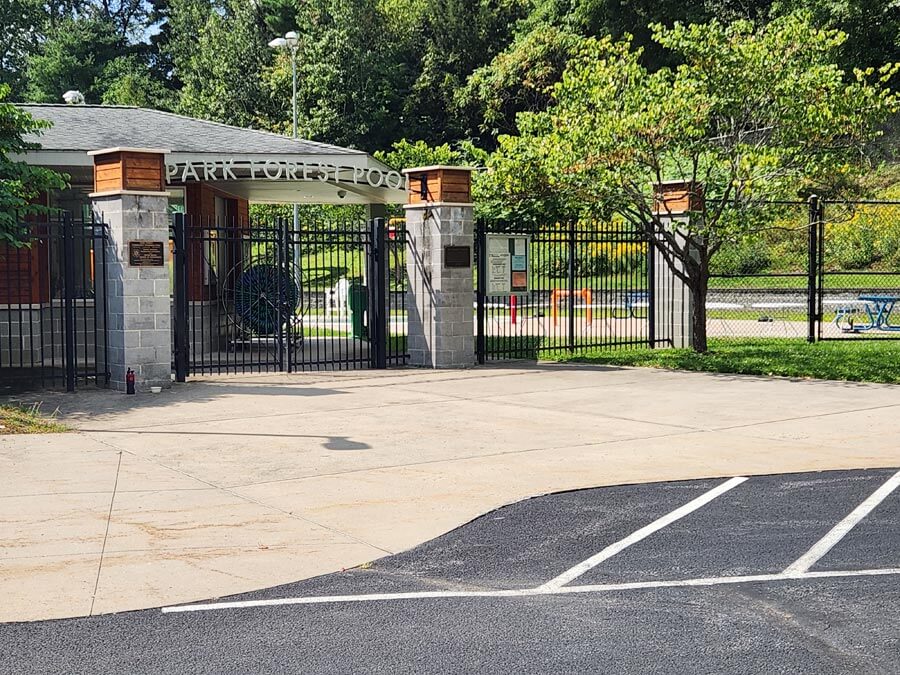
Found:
15,149 -> 407,205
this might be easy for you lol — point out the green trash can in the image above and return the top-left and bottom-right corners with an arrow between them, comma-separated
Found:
348,279 -> 368,339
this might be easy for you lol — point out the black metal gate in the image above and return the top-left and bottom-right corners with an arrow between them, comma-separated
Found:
171,215 -> 407,378
0,214 -> 109,393
475,219 -> 662,361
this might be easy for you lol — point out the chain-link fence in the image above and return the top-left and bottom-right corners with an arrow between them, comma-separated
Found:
707,202 -> 811,340
707,199 -> 900,341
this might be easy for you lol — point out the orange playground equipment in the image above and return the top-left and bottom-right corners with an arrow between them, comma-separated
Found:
550,289 -> 593,325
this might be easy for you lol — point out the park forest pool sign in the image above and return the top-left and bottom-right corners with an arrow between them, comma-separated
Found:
166,159 -> 407,190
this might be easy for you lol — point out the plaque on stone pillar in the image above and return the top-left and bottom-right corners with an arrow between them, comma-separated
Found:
444,246 -> 471,268
128,240 -> 165,267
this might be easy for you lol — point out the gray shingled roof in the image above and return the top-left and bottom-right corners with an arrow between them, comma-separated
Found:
18,104 -> 364,156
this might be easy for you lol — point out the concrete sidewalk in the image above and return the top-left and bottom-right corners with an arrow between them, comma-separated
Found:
2,364 -> 899,622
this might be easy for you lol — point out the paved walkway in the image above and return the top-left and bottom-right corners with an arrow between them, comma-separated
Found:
2,364 -> 899,622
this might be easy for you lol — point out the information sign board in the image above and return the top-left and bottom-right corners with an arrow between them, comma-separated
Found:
486,234 -> 530,295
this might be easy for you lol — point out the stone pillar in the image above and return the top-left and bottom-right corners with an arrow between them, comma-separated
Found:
89,147 -> 172,391
652,181 -> 703,349
403,166 -> 476,368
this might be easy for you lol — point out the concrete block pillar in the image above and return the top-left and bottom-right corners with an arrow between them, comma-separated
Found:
403,166 -> 476,368
89,147 -> 172,391
652,181 -> 704,349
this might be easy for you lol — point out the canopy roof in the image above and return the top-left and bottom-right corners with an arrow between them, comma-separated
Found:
17,104 -> 406,204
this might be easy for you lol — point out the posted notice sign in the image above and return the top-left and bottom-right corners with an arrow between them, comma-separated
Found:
486,234 -> 530,295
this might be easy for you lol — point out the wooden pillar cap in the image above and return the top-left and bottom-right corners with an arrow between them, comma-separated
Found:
403,165 -> 475,206
89,148 -> 170,196
653,180 -> 705,216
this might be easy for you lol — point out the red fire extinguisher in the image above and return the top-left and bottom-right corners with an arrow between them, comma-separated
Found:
126,368 -> 135,395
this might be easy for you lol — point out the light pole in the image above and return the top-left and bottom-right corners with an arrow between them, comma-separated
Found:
268,31 -> 300,262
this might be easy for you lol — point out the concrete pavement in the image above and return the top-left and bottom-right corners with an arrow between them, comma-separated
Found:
6,470 -> 898,674
2,364 -> 899,622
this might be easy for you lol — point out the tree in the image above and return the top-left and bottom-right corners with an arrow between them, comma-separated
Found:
0,0 -> 45,96
373,138 -> 486,171
23,16 -> 123,103
91,0 -> 150,38
487,14 -> 898,352
403,0 -> 528,145
171,0 -> 273,127
460,25 -> 583,142
772,0 -> 900,80
0,86 -> 68,246
99,54 -> 176,108
266,0 -> 409,150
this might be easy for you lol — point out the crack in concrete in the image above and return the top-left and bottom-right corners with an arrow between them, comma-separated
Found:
89,451 -> 122,617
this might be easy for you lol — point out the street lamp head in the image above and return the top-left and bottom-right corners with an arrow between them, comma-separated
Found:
268,37 -> 287,49
284,31 -> 299,47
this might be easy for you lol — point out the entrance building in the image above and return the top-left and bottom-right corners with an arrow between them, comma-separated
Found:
2,104 -> 429,391
3,103 -> 690,394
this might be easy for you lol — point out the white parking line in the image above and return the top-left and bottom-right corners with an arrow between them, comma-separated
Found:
160,472 -> 900,616
784,469 -> 900,575
161,567 -> 900,614
562,567 -> 900,594
538,476 -> 748,590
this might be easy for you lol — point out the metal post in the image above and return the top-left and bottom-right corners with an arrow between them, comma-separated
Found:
282,216 -> 293,373
807,195 -> 819,343
567,220 -> 576,352
291,50 -> 298,140
291,50 -> 301,266
276,217 -> 286,372
817,201 -> 825,342
475,221 -> 486,364
369,218 -> 388,369
62,213 -> 77,392
173,213 -> 189,382
647,226 -> 656,348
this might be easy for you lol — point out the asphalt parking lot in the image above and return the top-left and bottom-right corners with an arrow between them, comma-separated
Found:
4,468 -> 899,674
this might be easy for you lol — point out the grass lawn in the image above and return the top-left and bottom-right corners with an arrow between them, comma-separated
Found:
0,403 -> 67,434
545,338 -> 900,384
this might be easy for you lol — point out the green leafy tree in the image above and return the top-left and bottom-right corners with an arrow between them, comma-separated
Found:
488,14 -> 898,352
171,0 -> 273,127
1,0 -> 93,92
772,0 -> 900,78
373,138 -> 487,171
90,0 -> 150,38
23,16 -> 123,103
265,0 -> 408,150
0,0 -> 45,96
99,54 -> 176,108
402,0 -> 528,145
0,87 -> 68,246
373,138 -> 487,217
461,25 -> 583,141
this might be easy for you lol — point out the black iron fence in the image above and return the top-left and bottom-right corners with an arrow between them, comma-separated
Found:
475,220 -> 668,361
171,215 -> 407,377
0,215 -> 109,393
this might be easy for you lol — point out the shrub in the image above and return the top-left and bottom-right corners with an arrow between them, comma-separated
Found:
712,240 -> 773,275
824,205 -> 900,270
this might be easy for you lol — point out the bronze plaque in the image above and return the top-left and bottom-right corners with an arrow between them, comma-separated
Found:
444,246 -> 471,268
129,240 -> 165,267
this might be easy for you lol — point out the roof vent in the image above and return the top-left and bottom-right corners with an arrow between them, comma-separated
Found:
62,90 -> 85,105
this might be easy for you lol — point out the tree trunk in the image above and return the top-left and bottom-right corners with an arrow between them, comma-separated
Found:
689,276 -> 709,353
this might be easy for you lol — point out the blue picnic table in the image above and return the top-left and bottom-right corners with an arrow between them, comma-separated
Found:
835,295 -> 900,332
